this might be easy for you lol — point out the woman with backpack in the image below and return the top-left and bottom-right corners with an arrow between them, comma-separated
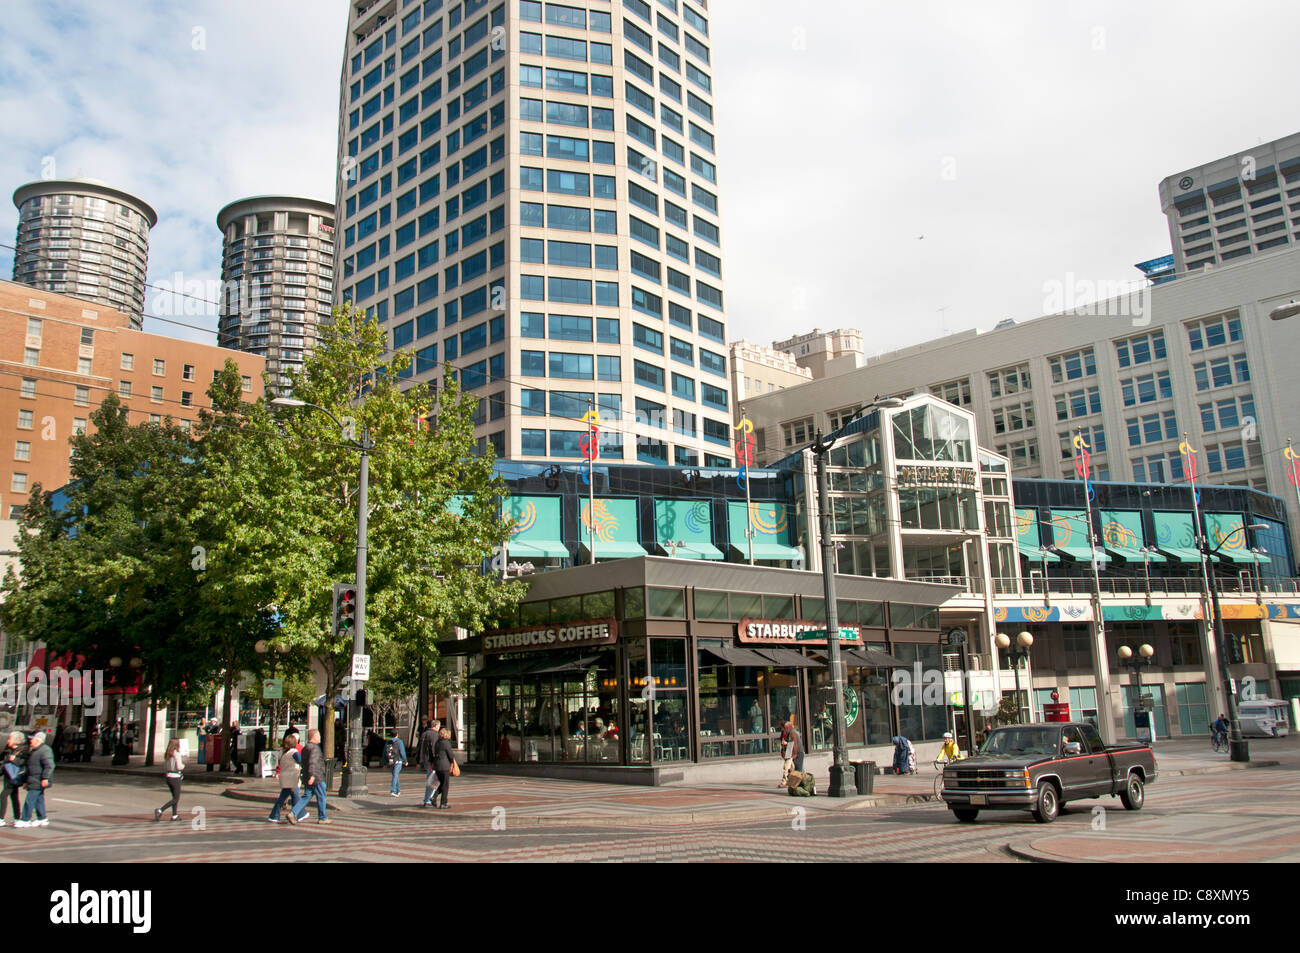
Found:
154,738 -> 185,821
1,731 -> 28,826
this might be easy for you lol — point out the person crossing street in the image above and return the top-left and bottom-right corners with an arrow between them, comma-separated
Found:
15,732 -> 54,828
384,727 -> 408,796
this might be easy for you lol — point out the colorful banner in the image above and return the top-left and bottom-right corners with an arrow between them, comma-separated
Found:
1152,511 -> 1201,562
1099,510 -> 1164,561
578,498 -> 646,558
726,501 -> 802,560
993,603 -> 1094,623
505,495 -> 569,559
654,499 -> 723,559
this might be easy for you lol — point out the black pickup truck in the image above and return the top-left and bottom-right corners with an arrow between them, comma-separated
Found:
941,722 -> 1157,823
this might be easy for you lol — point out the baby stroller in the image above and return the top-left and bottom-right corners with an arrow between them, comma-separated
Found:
892,736 -> 917,775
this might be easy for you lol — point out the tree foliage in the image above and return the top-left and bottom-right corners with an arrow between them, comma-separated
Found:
0,304 -> 523,760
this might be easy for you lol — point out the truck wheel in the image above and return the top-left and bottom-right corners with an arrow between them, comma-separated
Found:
1031,781 -> 1059,823
1119,773 -> 1144,811
951,808 -> 979,823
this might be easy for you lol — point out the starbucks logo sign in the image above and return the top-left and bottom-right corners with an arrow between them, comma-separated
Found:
843,686 -> 859,727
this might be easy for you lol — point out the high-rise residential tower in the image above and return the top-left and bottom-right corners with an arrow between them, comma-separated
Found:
1158,131 -> 1300,275
11,179 -> 156,327
334,0 -> 728,464
216,196 -> 337,394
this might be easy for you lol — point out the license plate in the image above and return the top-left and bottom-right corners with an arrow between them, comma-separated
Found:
971,795 -> 987,805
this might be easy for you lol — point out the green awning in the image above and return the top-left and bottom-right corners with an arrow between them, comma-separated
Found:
507,539 -> 571,559
505,495 -> 567,559
1099,509 -> 1166,562
1047,509 -> 1109,564
1214,549 -> 1257,565
580,540 -> 649,559
1205,512 -> 1258,564
1017,542 -> 1060,562
1153,512 -> 1201,563
667,542 -> 726,560
1158,545 -> 1204,564
727,500 -> 800,561
653,499 -> 723,559
447,495 -> 470,517
579,498 -> 645,560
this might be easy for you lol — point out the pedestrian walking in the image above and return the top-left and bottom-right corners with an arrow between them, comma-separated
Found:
430,726 -> 455,809
15,731 -> 54,828
268,734 -> 303,825
384,728 -> 408,797
778,719 -> 803,786
418,719 -> 441,806
292,729 -> 329,823
154,738 -> 185,821
1,730 -> 29,826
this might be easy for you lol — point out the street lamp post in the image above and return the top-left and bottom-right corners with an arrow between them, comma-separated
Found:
1118,643 -> 1155,740
1139,547 -> 1157,604
1201,522 -> 1268,763
995,631 -> 1034,722
809,395 -> 904,797
269,396 -> 373,796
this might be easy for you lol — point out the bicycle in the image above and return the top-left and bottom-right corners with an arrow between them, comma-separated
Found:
933,758 -> 954,798
1210,729 -> 1228,753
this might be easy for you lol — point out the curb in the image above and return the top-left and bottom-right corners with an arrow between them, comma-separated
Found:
1005,842 -> 1081,863
1160,759 -> 1279,776
55,764 -> 255,786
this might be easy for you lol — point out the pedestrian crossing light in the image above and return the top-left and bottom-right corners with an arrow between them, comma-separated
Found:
333,583 -> 357,638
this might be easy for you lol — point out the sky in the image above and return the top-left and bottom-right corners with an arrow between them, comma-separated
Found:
1,0 -> 1297,353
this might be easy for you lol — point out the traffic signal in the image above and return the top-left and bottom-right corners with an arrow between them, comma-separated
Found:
333,583 -> 357,638
1226,633 -> 1245,665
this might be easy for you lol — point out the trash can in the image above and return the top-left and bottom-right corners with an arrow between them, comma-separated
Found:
850,760 -> 875,795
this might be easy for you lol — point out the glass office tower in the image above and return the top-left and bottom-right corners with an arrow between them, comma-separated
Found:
334,0 -> 729,464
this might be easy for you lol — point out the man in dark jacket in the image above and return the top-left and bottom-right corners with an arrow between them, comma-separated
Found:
417,719 -> 441,807
17,732 -> 54,827
292,729 -> 329,823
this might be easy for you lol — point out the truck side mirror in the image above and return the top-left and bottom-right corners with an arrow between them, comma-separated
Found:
1063,741 -> 1082,756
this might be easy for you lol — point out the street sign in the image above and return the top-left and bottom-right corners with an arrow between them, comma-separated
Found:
795,627 -> 857,641
351,654 -> 371,681
262,678 -> 283,700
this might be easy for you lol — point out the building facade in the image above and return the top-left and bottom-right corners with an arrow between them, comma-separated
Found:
0,279 -> 266,518
434,391 -> 1300,782
744,245 -> 1300,558
772,326 -> 864,379
1158,131 -> 1300,276
727,338 -> 811,412
216,196 -> 336,396
11,179 -> 156,327
333,0 -> 731,466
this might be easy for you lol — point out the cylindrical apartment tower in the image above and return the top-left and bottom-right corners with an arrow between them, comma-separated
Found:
12,179 -> 157,328
216,196 -> 336,395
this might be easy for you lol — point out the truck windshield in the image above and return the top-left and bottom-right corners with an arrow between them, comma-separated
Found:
980,727 -> 1058,757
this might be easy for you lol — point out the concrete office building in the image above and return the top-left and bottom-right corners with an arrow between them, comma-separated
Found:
333,0 -> 731,465
745,245 -> 1300,556
11,179 -> 156,327
772,327 -> 864,379
728,339 -> 810,412
1159,131 -> 1300,275
216,196 -> 336,395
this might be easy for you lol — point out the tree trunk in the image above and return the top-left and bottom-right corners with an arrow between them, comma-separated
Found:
220,656 -> 234,770
144,677 -> 158,766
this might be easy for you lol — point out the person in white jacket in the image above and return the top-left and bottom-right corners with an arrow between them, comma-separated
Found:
155,738 -> 185,821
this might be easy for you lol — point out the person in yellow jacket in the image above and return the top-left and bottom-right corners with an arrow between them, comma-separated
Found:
938,732 -> 963,762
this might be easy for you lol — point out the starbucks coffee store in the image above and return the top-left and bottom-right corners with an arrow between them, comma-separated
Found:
443,556 -> 958,784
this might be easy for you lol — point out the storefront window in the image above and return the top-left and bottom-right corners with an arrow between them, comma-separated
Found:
487,651 -> 621,764
1176,681 -> 1210,736
697,655 -> 784,758
583,589 -> 615,617
624,586 -> 645,619
729,591 -> 762,618
520,600 -> 548,625
892,642 -> 950,741
647,586 -> 685,618
696,589 -> 729,619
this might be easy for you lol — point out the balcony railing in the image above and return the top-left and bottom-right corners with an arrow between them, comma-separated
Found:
902,572 -> 1300,600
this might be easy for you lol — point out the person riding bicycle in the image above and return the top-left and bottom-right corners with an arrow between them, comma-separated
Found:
937,732 -> 963,763
1211,714 -> 1229,747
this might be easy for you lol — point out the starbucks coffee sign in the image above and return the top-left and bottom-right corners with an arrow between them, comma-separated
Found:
737,618 -> 863,645
483,617 -> 618,653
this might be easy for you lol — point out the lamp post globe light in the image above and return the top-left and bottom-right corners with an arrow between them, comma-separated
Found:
1201,522 -> 1269,763
268,395 -> 374,796
995,631 -> 1034,722
811,395 -> 904,797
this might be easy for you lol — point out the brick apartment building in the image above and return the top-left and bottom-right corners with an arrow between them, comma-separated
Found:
0,279 -> 265,517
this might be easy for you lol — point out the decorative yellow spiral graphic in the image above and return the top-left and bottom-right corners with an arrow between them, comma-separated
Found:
511,501 -> 537,536
1023,606 -> 1050,623
1102,520 -> 1137,548
750,503 -> 787,535
1014,511 -> 1035,536
1050,515 -> 1073,546
581,500 -> 619,543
